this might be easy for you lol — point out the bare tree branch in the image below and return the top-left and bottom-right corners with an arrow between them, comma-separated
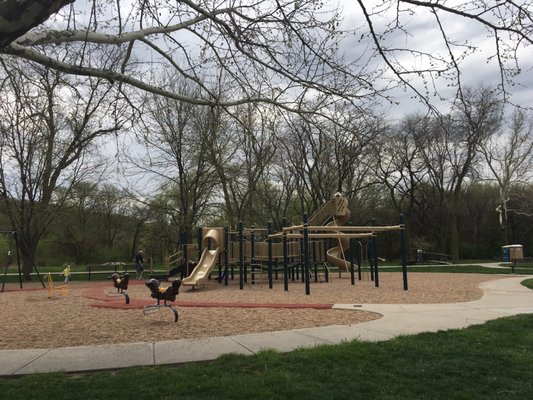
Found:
1,1 -> 532,113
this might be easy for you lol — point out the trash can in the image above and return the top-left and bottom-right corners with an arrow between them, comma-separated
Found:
502,245 -> 523,262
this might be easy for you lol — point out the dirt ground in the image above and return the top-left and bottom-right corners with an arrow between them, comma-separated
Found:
0,272 -> 498,350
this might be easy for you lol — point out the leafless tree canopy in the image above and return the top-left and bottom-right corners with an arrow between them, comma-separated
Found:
357,0 -> 533,106
0,57 -> 125,276
1,1 -> 531,112
1,0 -> 373,113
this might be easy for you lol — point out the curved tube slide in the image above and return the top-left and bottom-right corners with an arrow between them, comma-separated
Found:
324,195 -> 352,272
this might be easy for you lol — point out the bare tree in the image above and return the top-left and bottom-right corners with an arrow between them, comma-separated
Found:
254,162 -> 298,230
507,184 -> 533,223
278,104 -> 377,215
374,125 -> 425,217
196,100 -> 278,227
481,109 -> 533,244
407,86 -> 503,261
196,104 -> 240,225
0,58 -> 125,278
279,114 -> 333,213
227,103 -> 278,225
96,184 -> 130,250
128,77 -> 217,241
373,119 -> 430,250
374,114 -> 442,250
356,0 -> 533,108
53,181 -> 99,264
1,1 -> 529,118
128,201 -> 150,261
2,0 -> 374,116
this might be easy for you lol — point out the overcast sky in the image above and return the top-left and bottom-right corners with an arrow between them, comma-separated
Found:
61,0 -> 531,119
84,1 -> 532,188
338,1 -> 532,119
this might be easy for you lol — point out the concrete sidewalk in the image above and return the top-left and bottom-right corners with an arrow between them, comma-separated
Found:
1,275 -> 532,376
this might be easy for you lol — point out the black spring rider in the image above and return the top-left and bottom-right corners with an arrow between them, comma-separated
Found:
143,278 -> 182,322
108,273 -> 130,304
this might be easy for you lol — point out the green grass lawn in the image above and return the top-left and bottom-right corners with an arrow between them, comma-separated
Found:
1,314 -> 533,399
522,278 -> 533,289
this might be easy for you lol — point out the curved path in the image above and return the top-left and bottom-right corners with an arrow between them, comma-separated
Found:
1,275 -> 532,376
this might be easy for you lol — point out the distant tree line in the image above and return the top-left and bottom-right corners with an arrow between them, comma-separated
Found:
2,65 -> 533,273
2,53 -> 533,276
2,178 -> 533,268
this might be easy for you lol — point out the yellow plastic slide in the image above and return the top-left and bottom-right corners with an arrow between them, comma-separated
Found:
181,228 -> 221,287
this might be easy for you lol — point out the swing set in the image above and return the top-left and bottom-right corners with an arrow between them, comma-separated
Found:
1,230 -> 45,292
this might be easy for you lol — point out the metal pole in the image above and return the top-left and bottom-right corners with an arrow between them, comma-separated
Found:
400,214 -> 408,290
239,221 -> 244,290
181,230 -> 188,278
283,217 -> 289,291
373,233 -> 379,288
230,228 -> 235,280
369,239 -> 374,281
350,237 -> 355,285
324,240 -> 329,282
197,226 -> 203,260
348,222 -> 355,285
303,213 -> 310,295
251,227 -> 255,284
357,241 -> 362,281
312,241 -> 318,282
268,221 -> 273,289
14,232 -> 23,288
224,226 -> 229,286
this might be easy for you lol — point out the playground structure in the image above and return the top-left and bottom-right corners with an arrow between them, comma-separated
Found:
143,278 -> 182,322
47,272 -> 70,298
166,194 -> 408,295
1,195 -> 408,299
107,273 -> 130,304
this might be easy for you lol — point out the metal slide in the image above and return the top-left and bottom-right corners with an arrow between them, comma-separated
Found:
181,228 -> 221,287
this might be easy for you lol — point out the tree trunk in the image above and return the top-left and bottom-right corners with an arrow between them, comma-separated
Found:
0,0 -> 74,48
501,205 -> 509,245
449,212 -> 460,263
20,240 -> 37,280
130,222 -> 143,262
